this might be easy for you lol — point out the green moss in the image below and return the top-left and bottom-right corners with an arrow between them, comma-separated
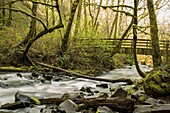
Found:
126,86 -> 137,95
0,66 -> 26,72
149,80 -> 166,94
139,95 -> 147,101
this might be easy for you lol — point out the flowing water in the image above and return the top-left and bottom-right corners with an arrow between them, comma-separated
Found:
0,65 -> 152,112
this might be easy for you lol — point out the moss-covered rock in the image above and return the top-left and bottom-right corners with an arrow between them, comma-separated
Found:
142,66 -> 170,97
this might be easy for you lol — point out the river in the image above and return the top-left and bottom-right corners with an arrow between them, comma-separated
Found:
0,65 -> 152,112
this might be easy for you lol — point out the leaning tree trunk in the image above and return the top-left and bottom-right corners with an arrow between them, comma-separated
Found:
22,0 -> 63,55
20,1 -> 38,47
133,0 -> 145,78
147,0 -> 162,67
60,0 -> 79,55
14,0 -> 63,64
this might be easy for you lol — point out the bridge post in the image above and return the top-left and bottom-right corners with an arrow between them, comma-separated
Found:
166,40 -> 169,63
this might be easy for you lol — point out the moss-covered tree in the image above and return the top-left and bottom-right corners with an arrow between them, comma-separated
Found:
147,0 -> 162,67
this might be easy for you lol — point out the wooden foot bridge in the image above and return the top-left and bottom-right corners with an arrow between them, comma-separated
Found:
73,38 -> 170,61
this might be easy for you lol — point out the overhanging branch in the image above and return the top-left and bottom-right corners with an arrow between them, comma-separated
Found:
4,0 -> 56,8
0,7 -> 47,30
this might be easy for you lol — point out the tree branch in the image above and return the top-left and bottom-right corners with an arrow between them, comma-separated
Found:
0,7 -> 47,30
4,0 -> 56,8
86,4 -> 134,9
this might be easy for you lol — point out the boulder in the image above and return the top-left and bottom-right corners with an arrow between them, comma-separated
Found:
143,66 -> 170,97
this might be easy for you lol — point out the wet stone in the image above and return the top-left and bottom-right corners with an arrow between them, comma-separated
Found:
96,83 -> 108,88
80,87 -> 93,93
0,82 -> 8,88
134,104 -> 170,113
98,92 -> 109,98
31,72 -> 39,78
58,99 -> 77,113
96,106 -> 114,113
111,87 -> 127,98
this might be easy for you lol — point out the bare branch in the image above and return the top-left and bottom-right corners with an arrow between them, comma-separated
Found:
86,3 -> 134,9
4,0 -> 56,7
0,7 -> 47,30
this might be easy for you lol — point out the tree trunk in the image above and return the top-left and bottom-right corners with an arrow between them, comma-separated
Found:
105,0 -> 109,37
88,0 -> 93,26
118,0 -> 125,36
44,0 -> 49,27
60,0 -> 79,54
7,1 -> 12,26
74,0 -> 82,37
51,0 -> 55,25
83,0 -> 87,36
2,0 -> 6,25
20,2 -> 38,47
19,0 -> 63,63
133,0 -> 145,78
93,0 -> 102,30
147,0 -> 162,67
113,0 -> 120,39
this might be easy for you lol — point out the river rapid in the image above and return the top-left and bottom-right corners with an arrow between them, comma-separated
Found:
0,65 -> 152,112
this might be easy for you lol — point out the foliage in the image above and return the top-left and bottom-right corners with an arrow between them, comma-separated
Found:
113,54 -> 134,68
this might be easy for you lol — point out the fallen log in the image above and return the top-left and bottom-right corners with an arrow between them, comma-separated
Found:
1,97 -> 135,113
0,66 -> 27,72
36,62 -> 133,85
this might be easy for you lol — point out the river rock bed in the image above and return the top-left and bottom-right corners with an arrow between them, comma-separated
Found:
0,65 -> 170,113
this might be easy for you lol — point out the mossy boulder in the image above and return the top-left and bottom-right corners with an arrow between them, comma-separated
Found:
142,66 -> 170,97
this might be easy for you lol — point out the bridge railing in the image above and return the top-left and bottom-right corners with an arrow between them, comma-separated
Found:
74,38 -> 170,50
72,38 -> 170,62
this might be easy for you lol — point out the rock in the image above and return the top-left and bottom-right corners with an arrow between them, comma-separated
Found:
58,99 -> 78,113
31,72 -> 39,78
96,106 -> 114,113
143,67 -> 170,97
111,87 -> 127,98
16,73 -> 22,78
61,92 -> 83,99
131,90 -> 147,101
98,92 -> 109,98
96,83 -> 108,88
77,104 -> 86,111
144,98 -> 159,105
134,104 -> 170,113
15,92 -> 41,105
80,87 -> 93,93
42,73 -> 53,81
0,82 -> 8,88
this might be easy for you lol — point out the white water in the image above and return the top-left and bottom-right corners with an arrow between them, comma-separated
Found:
0,65 -> 152,106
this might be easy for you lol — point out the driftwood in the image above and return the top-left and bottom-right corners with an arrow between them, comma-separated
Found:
1,97 -> 135,113
36,62 -> 133,85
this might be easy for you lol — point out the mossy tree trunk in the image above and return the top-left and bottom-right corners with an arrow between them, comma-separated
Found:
7,1 -> 12,26
60,0 -> 79,55
0,0 -> 6,25
83,0 -> 87,36
74,0 -> 82,37
133,0 -> 145,78
20,1 -> 38,47
22,0 -> 63,60
147,0 -> 162,67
